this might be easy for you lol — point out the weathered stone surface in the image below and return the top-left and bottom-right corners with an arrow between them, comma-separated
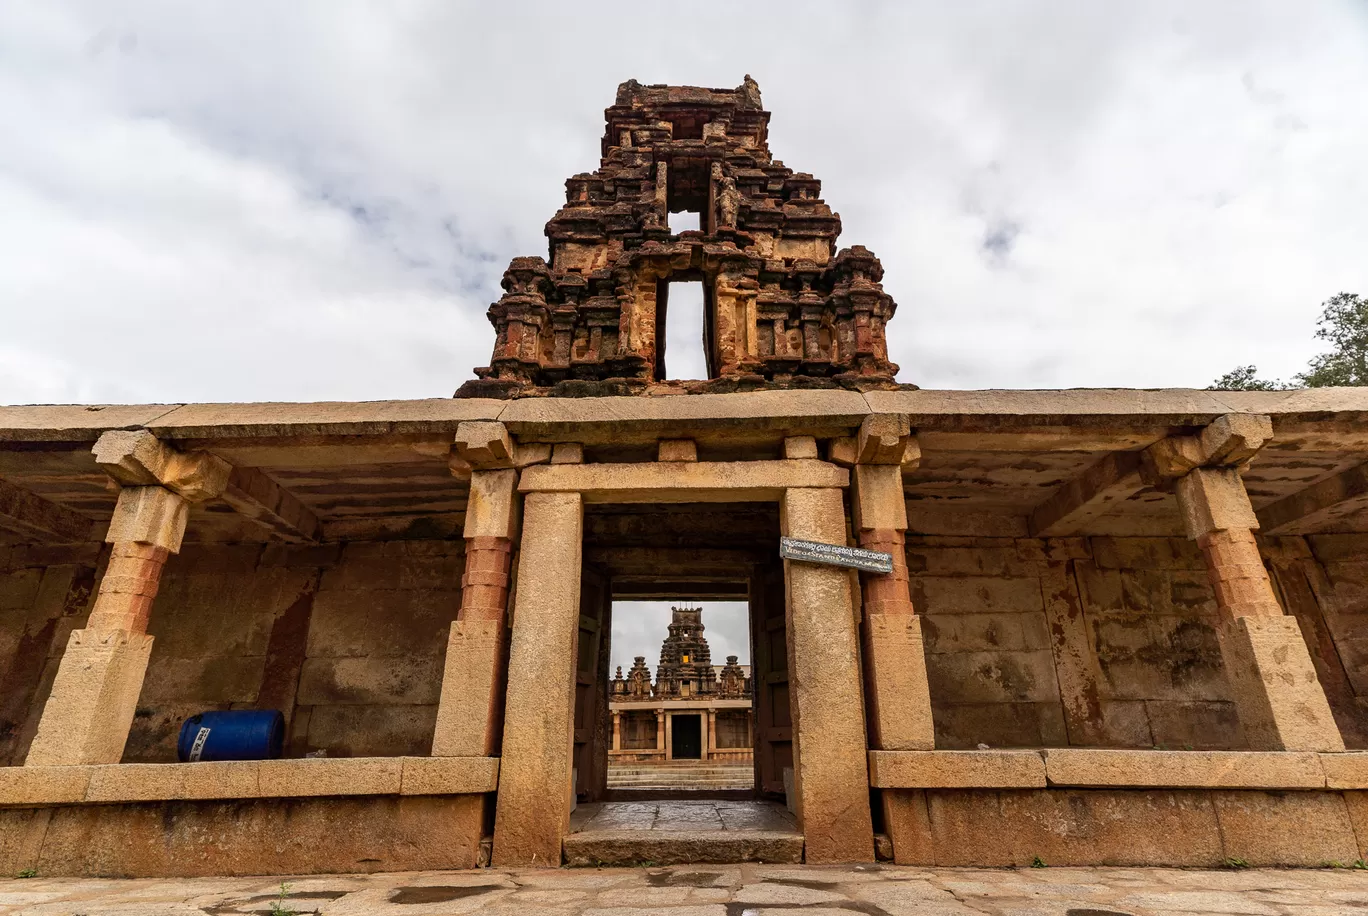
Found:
493,491 -> 584,867
0,765 -> 91,805
1218,615 -> 1345,751
1044,749 -> 1325,788
869,750 -> 1046,788
258,756 -> 402,797
923,788 -> 1226,867
520,459 -> 848,502
1321,751 -> 1368,788
1212,790 -> 1358,867
6,795 -> 482,876
779,487 -> 874,863
399,755 -> 500,795
25,629 -> 153,766
465,80 -> 899,396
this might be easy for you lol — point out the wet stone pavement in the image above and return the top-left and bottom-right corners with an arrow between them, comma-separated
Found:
3,864 -> 1368,915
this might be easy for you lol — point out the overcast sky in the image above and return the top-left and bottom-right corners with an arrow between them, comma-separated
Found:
2,2 -> 1367,404
611,601 -> 750,678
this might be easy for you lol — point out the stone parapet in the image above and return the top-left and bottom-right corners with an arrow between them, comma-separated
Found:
0,756 -> 499,807
869,749 -> 1368,791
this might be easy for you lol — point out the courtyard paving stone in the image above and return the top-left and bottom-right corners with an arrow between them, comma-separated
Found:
3,863 -> 1368,914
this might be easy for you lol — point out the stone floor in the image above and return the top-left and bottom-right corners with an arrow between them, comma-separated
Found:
4,863 -> 1368,914
565,800 -> 804,865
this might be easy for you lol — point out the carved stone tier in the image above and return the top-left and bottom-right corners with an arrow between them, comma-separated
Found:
461,78 -> 902,398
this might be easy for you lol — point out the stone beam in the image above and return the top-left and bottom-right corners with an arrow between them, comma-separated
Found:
0,476 -> 96,543
1257,460 -> 1368,535
95,429 -> 319,543
1028,450 -> 1145,537
518,459 -> 848,503
217,465 -> 322,543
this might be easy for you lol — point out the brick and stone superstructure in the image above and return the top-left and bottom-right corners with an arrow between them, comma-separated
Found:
461,78 -> 900,397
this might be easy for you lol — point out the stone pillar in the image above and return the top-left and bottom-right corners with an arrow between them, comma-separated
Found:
26,485 -> 188,766
1175,467 -> 1344,751
707,709 -> 717,755
655,709 -> 665,756
432,468 -> 519,757
665,711 -> 674,761
611,711 -> 621,752
779,485 -> 876,863
852,463 -> 934,752
492,490 -> 584,867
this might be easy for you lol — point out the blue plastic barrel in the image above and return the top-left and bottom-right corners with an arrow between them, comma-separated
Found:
177,710 -> 285,762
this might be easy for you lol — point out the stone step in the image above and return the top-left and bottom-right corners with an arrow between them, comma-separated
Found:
563,830 -> 803,866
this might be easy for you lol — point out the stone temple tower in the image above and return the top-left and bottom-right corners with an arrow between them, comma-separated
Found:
460,77 -> 902,398
654,605 -> 716,699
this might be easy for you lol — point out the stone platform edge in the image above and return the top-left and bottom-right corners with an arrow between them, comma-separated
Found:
868,749 -> 1368,790
0,756 -> 499,806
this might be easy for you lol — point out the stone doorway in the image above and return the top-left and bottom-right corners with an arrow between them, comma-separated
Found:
671,714 -> 702,759
493,468 -> 874,866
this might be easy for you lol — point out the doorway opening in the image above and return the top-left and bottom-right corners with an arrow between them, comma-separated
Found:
605,599 -> 753,794
656,279 -> 709,381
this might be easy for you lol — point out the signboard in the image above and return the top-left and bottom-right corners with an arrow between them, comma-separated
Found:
779,537 -> 894,574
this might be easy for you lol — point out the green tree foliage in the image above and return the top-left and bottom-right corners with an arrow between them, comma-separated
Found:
1209,365 -> 1289,391
1296,292 -> 1368,387
1209,292 -> 1368,390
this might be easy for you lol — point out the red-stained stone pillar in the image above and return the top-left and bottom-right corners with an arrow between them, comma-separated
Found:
27,431 -> 227,766
432,468 -> 519,757
1176,467 -> 1344,751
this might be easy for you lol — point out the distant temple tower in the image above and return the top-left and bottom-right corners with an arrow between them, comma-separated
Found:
654,605 -> 715,699
461,77 -> 901,397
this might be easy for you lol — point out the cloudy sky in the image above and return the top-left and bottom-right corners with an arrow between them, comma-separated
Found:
2,1 -> 1367,404
611,601 -> 750,678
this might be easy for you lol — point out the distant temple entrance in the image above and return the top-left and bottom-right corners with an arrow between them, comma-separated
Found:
607,606 -> 754,790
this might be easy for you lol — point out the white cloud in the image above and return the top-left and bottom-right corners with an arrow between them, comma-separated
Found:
1,0 -> 1366,403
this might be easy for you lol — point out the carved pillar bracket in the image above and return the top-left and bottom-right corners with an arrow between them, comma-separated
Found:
1157,415 -> 1344,752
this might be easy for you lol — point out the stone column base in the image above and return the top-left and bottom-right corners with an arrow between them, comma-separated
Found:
1218,616 -> 1345,752
26,629 -> 154,766
864,614 -> 935,751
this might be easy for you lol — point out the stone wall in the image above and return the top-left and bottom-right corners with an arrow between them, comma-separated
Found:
0,539 -> 465,765
908,535 -> 1238,750
0,544 -> 103,766
907,532 -> 1368,751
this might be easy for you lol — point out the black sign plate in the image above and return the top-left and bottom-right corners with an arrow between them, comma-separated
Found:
779,537 -> 894,574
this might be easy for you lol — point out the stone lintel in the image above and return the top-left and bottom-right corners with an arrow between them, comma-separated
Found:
1028,450 -> 1145,537
868,750 -> 1048,788
0,475 -> 97,542
519,459 -> 848,502
1257,459 -> 1368,535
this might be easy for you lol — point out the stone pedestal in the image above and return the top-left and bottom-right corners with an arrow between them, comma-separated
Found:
779,486 -> 876,863
492,490 -> 583,867
1176,467 -> 1343,752
432,469 -> 518,757
27,486 -> 185,766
